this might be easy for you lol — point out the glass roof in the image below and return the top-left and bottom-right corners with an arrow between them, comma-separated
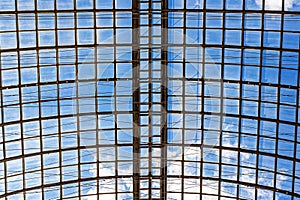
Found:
0,0 -> 300,199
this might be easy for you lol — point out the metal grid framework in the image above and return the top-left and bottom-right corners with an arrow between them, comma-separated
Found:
0,0 -> 300,199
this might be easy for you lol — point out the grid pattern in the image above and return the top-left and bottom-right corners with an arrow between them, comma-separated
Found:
165,1 -> 300,199
0,0 -> 300,199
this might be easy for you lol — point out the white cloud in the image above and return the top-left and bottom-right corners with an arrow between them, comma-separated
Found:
255,0 -> 300,10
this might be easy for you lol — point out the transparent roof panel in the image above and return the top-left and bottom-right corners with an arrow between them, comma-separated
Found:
0,0 -> 300,199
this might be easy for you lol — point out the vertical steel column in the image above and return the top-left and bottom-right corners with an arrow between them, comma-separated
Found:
132,0 -> 141,199
160,0 -> 168,199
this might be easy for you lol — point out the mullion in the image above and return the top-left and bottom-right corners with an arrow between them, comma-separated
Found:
255,2 -> 266,198
2,174 -> 299,199
1,107 -> 300,139
14,0 -> 26,198
273,0 -> 285,200
92,0 -> 100,199
2,137 -> 299,168
73,0 -> 81,198
148,0 -> 153,198
181,3 -> 187,199
113,0 -> 118,198
218,0 -> 226,198
237,0 -> 246,198
151,1 -> 163,196
3,24 -> 300,34
200,0 -> 206,199
3,42 -> 300,54
291,27 -> 300,200
2,7 -> 300,14
35,0 -> 46,197
53,0 -> 62,199
132,0 -> 141,194
273,0 -> 287,199
160,0 -> 168,198
0,43 -> 8,199
194,4 -> 202,199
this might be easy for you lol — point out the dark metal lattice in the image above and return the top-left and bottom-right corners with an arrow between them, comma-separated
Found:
0,0 -> 300,199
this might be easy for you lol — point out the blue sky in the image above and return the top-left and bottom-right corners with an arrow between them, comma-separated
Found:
0,0 -> 300,199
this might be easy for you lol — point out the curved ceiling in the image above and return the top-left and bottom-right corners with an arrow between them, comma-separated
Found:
0,0 -> 300,199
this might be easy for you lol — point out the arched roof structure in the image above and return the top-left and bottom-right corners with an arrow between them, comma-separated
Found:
0,0 -> 300,199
